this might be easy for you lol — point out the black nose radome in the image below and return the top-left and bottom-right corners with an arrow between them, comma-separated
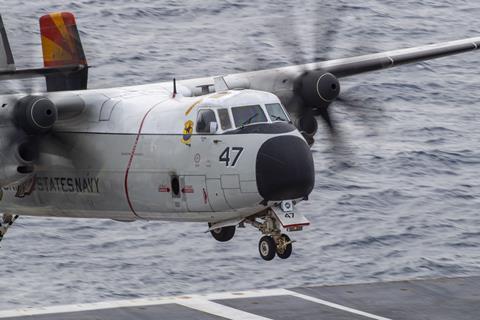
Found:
256,136 -> 315,201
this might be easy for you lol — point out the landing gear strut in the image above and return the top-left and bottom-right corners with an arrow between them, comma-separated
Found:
247,211 -> 295,261
0,213 -> 19,244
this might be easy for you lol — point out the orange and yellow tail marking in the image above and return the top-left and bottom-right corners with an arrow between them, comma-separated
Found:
40,12 -> 86,67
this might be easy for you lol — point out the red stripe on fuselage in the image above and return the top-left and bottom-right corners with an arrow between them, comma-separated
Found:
124,100 -> 168,218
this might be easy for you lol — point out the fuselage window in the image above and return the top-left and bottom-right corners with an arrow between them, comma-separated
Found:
266,103 -> 289,122
232,105 -> 267,127
218,108 -> 232,130
196,109 -> 218,133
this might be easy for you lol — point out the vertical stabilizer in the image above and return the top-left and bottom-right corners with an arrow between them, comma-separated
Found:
0,15 -> 15,72
39,12 -> 88,91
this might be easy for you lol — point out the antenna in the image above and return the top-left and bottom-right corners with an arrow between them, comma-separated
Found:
173,78 -> 177,98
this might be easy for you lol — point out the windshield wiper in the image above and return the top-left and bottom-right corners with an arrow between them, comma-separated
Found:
270,115 -> 285,121
240,112 -> 258,127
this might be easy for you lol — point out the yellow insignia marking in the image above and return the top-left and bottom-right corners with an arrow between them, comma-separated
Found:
181,120 -> 194,145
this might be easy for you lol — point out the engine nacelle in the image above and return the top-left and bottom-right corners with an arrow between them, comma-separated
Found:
294,113 -> 318,146
14,95 -> 58,134
0,138 -> 37,187
296,70 -> 340,109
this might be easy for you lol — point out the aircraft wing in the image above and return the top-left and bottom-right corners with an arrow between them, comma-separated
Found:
315,37 -> 480,78
179,36 -> 480,143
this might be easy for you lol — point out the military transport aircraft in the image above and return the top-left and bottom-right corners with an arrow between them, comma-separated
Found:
0,12 -> 478,260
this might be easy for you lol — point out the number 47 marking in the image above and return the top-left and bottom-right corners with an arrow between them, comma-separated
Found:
219,147 -> 244,167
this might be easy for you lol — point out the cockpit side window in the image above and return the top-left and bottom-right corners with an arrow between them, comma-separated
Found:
232,105 -> 267,127
196,109 -> 218,133
218,108 -> 232,130
266,103 -> 289,122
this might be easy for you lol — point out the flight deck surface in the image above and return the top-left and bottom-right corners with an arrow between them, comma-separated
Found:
1,276 -> 479,320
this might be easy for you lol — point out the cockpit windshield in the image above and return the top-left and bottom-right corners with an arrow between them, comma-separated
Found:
265,103 -> 289,122
232,105 -> 267,127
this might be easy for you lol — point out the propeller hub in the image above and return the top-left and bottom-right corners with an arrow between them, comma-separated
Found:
15,95 -> 58,134
298,70 -> 340,107
316,72 -> 340,102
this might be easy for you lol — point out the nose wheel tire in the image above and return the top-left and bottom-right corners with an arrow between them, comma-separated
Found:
209,224 -> 236,242
259,236 -> 276,261
276,234 -> 293,259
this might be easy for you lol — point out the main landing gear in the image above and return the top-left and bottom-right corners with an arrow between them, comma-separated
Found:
208,223 -> 236,242
0,213 -> 19,244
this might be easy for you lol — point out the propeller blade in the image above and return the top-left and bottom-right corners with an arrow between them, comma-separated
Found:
312,106 -> 335,134
313,6 -> 342,62
335,87 -> 386,132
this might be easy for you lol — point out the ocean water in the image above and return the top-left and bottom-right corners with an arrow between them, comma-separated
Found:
1,0 -> 480,309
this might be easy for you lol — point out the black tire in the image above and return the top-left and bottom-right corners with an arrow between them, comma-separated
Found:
276,234 -> 292,259
258,236 -> 276,261
209,224 -> 235,242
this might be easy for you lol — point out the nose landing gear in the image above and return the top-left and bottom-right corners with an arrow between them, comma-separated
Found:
258,236 -> 276,261
275,234 -> 293,259
248,201 -> 309,261
258,233 -> 293,261
207,201 -> 308,260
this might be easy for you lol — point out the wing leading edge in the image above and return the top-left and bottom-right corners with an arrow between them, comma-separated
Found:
306,37 -> 480,78
180,36 -> 480,96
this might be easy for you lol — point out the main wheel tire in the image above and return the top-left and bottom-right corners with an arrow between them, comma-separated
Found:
209,224 -> 235,242
258,236 -> 276,261
276,234 -> 292,259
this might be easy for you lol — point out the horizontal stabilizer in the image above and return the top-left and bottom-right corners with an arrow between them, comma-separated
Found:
0,15 -> 15,72
0,64 -> 87,81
